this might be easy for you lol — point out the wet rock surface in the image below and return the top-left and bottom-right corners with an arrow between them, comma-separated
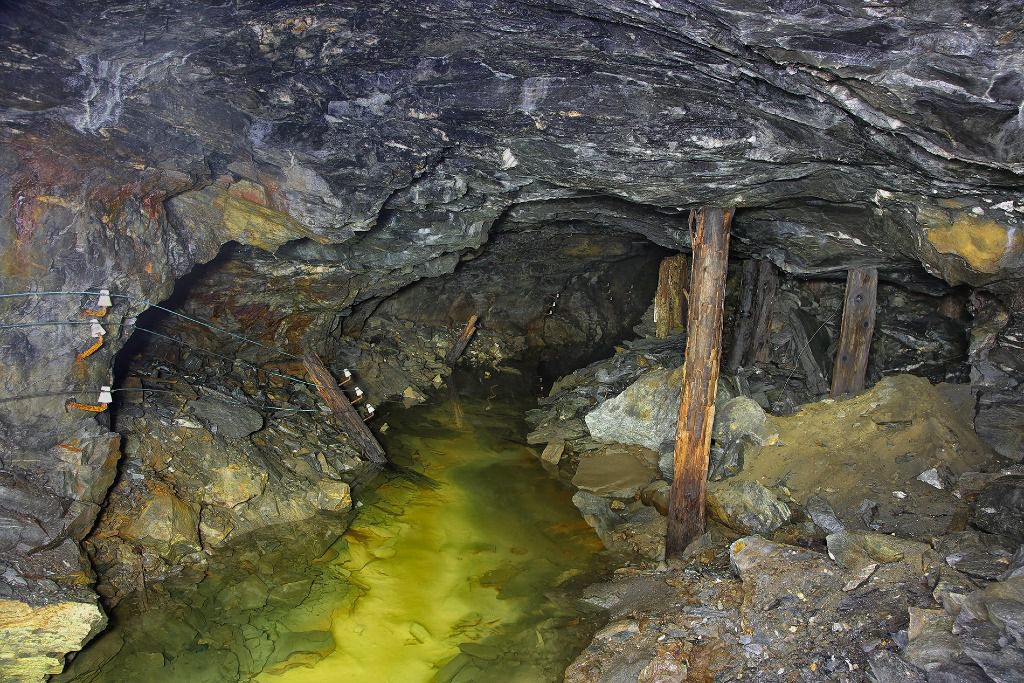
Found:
85,351 -> 370,607
529,317 -> 1021,682
1,0 -> 1023,676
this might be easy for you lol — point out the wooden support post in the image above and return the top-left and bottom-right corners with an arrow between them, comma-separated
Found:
666,207 -> 732,556
655,254 -> 688,338
830,267 -> 877,398
303,351 -> 388,465
726,259 -> 757,370
445,314 -> 478,366
749,259 -> 779,364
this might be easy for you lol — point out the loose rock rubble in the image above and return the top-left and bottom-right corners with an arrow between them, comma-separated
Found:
85,348 -> 372,606
527,323 -> 1020,681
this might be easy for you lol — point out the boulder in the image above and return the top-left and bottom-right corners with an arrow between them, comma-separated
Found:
711,396 -> 778,447
0,597 -> 106,682
584,366 -> 685,453
122,488 -> 201,560
706,479 -> 790,535
204,463 -> 267,508
187,396 -> 264,440
975,391 -> 1024,462
972,474 -> 1024,543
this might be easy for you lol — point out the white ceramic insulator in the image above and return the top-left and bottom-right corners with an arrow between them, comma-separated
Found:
98,386 -> 113,404
97,289 -> 112,307
90,319 -> 106,337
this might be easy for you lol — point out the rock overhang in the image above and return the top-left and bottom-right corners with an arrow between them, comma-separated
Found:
0,0 -> 1021,289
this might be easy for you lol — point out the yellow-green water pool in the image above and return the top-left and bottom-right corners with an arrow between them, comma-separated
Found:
60,384 -> 609,682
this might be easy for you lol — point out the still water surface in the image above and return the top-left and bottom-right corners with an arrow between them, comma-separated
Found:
61,383 -> 608,682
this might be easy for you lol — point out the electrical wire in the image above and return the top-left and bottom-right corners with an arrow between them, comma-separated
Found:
0,386 -> 321,413
0,310 -> 316,387
0,289 -> 302,359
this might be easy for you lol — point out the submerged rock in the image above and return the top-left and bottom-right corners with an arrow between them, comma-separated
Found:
571,445 -> 659,498
706,479 -> 790,536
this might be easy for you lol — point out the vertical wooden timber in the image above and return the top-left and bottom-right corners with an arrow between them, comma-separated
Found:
726,259 -> 757,370
303,351 -> 388,465
655,254 -> 689,338
749,259 -> 779,364
666,207 -> 732,556
830,267 -> 878,398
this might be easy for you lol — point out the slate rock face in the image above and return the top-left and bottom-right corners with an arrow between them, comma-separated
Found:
972,475 -> 1024,544
0,0 -> 1023,675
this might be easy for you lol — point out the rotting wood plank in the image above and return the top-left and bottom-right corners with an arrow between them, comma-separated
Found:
749,259 -> 779,365
830,267 -> 878,398
445,314 -> 478,366
726,259 -> 757,370
655,254 -> 688,338
303,351 -> 388,465
667,207 -> 732,556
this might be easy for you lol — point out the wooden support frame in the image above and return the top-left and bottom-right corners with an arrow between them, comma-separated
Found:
667,207 -> 732,556
749,259 -> 779,364
830,267 -> 878,398
303,351 -> 388,465
726,259 -> 757,370
655,254 -> 688,338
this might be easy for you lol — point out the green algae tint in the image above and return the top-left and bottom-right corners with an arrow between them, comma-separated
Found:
59,383 -> 609,683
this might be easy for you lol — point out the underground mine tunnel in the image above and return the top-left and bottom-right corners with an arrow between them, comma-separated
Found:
1,1 -> 1023,682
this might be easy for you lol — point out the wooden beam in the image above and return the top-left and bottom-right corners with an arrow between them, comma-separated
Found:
749,259 -> 779,364
830,267 -> 878,398
655,254 -> 688,338
667,207 -> 732,556
445,314 -> 478,366
726,259 -> 757,370
303,351 -> 388,465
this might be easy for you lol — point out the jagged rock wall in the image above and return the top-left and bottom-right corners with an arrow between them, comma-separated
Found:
1,0 -> 1023,677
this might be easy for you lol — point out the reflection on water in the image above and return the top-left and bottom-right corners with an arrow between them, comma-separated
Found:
61,381 -> 609,682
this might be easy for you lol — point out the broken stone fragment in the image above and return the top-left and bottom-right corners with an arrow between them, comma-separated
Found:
306,479 -> 352,513
868,650 -> 927,683
826,530 -> 931,573
540,440 -> 564,465
916,466 -> 954,490
187,395 -> 264,440
805,494 -> 845,535
706,479 -> 790,535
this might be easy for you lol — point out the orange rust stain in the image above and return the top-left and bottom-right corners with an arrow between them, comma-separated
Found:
144,262 -> 154,274
142,193 -> 165,220
76,335 -> 104,361
57,443 -> 84,453
66,401 -> 108,413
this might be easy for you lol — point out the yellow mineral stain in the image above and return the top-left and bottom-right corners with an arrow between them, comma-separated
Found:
214,188 -> 319,252
264,394 -> 606,683
924,212 -> 1022,273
